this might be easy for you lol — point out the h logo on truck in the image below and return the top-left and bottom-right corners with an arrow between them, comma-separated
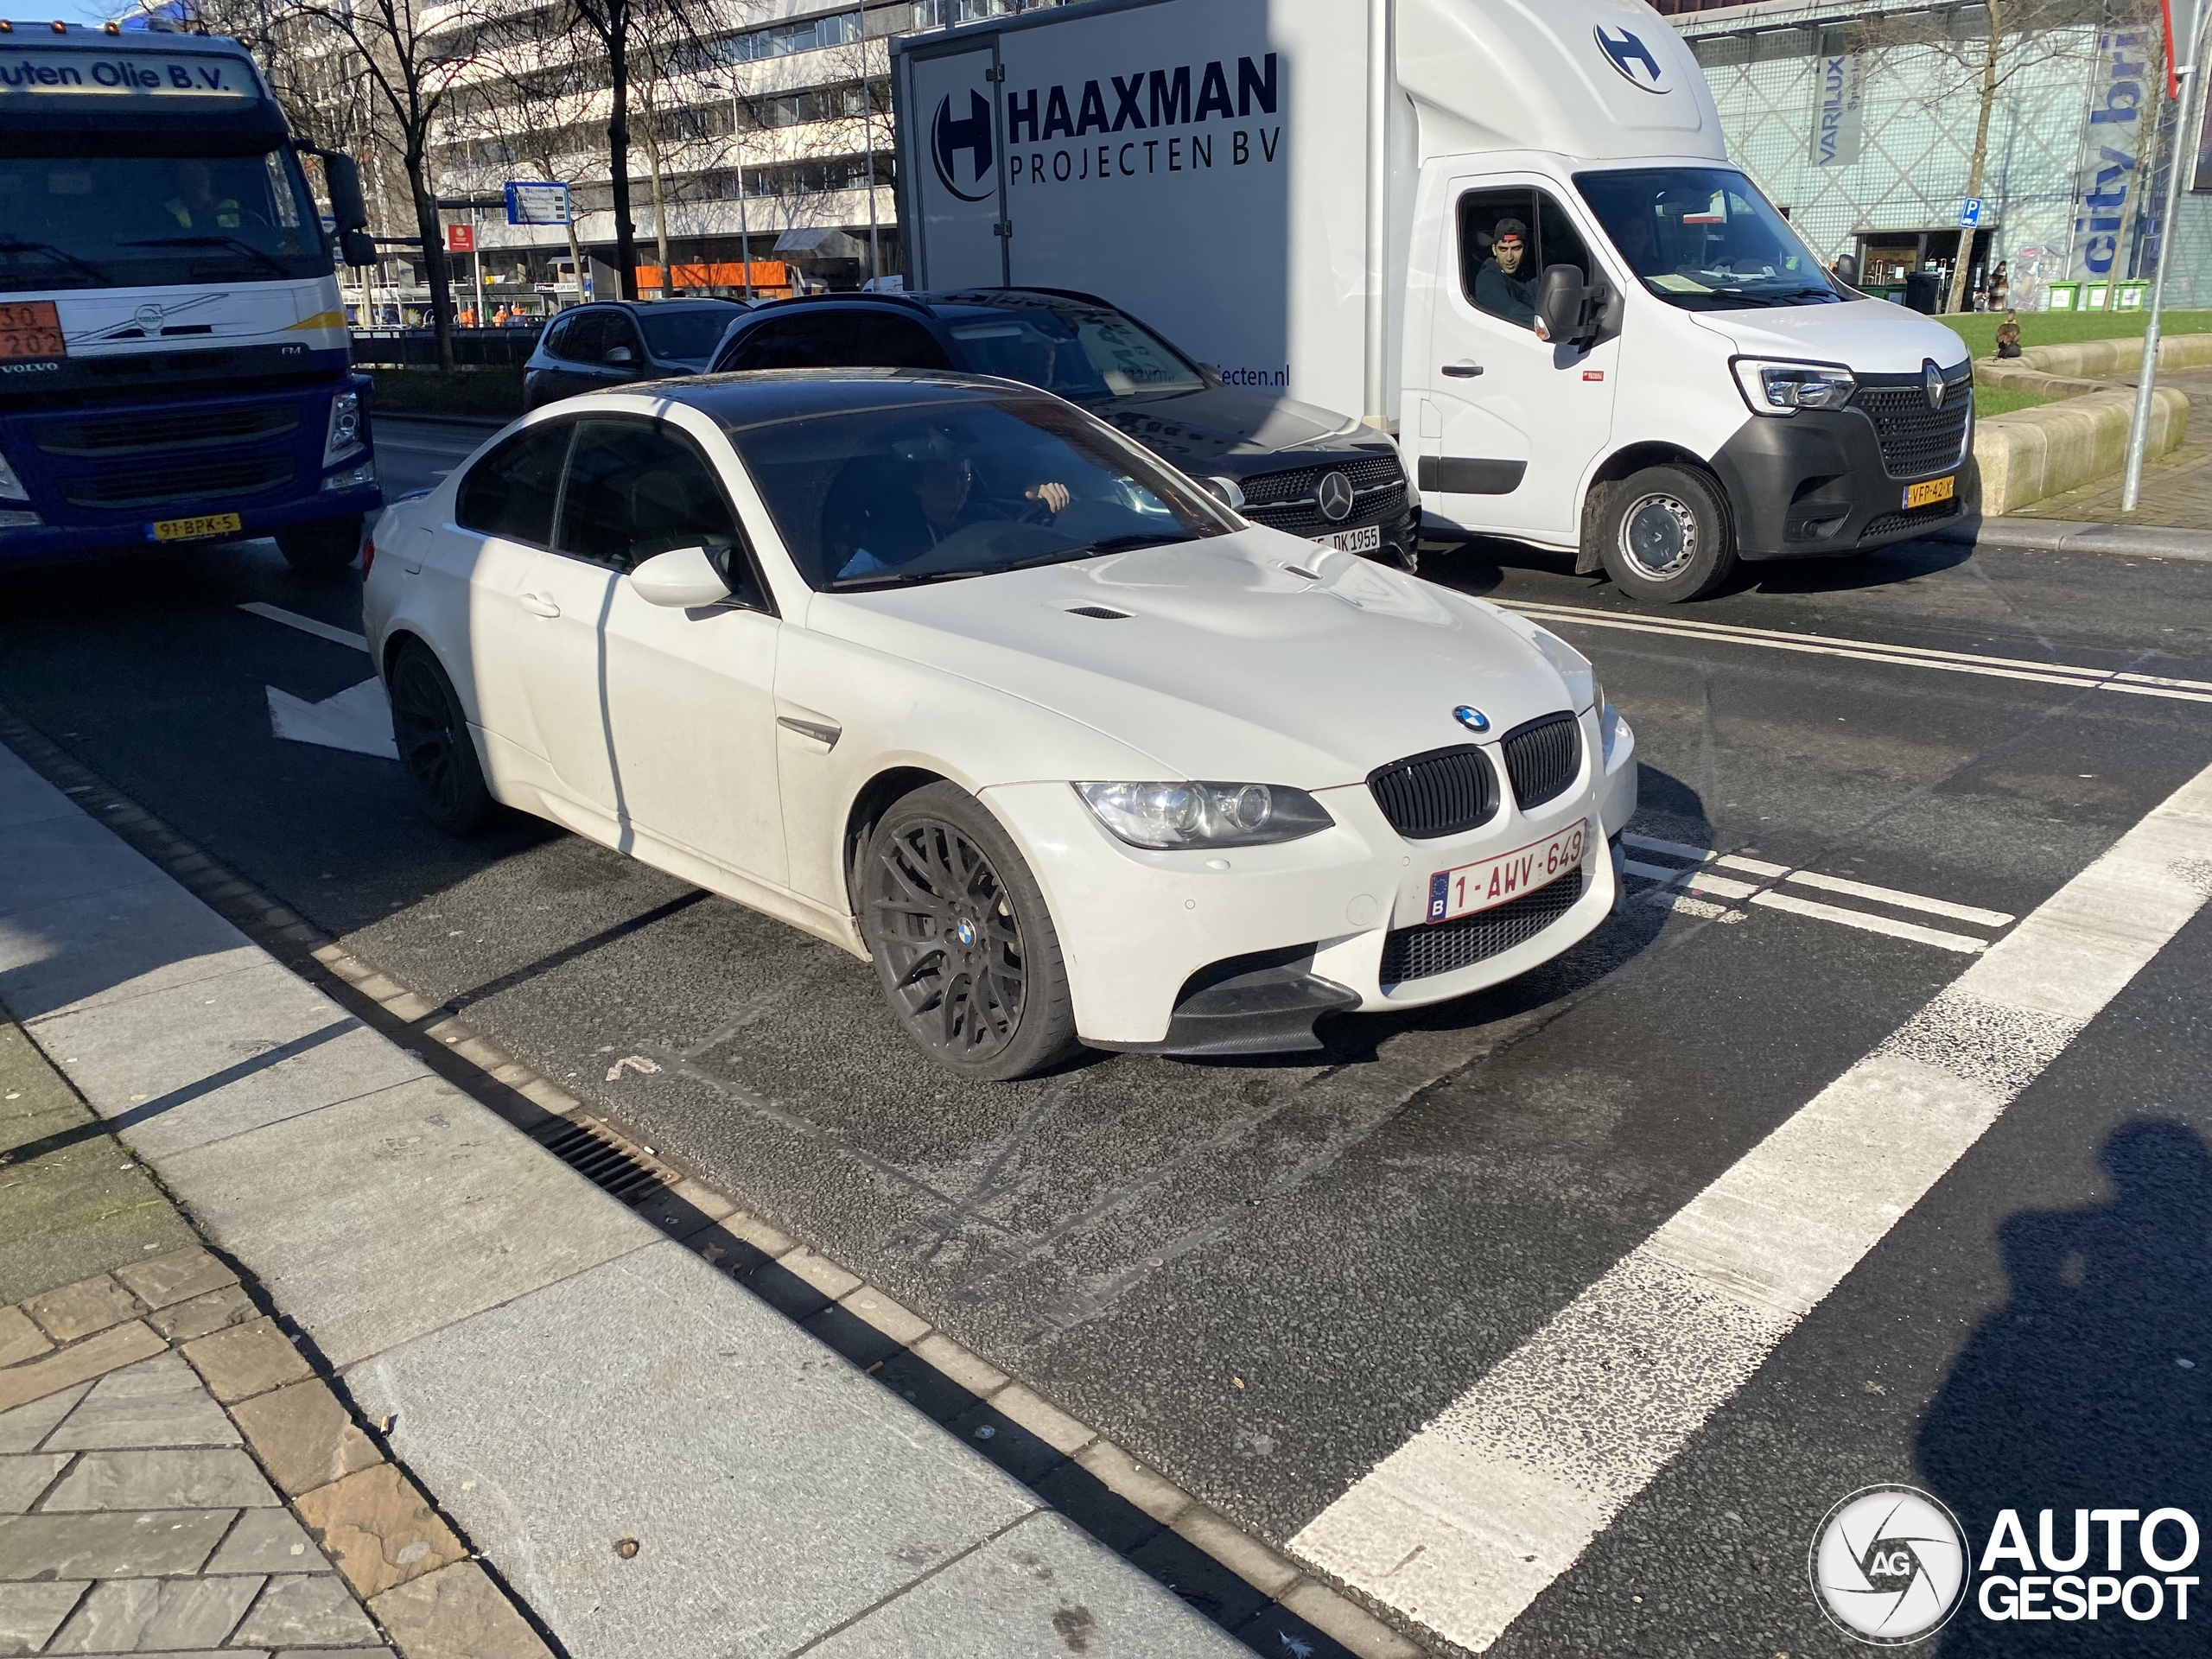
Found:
931,89 -> 996,202
1593,25 -> 1669,93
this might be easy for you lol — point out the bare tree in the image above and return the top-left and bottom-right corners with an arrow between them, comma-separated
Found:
1850,0 -> 2110,313
273,0 -> 494,366
448,3 -> 602,306
566,0 -> 654,299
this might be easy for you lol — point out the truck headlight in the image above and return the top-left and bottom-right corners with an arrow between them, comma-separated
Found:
0,452 -> 28,503
1732,359 -> 1856,415
323,390 -> 365,465
1075,781 -> 1333,849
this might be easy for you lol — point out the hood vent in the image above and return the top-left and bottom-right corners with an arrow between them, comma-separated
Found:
1066,605 -> 1131,620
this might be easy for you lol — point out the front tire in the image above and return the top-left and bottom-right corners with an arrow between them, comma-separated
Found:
860,782 -> 1078,1081
275,515 -> 363,579
1593,465 -> 1736,603
388,641 -> 499,836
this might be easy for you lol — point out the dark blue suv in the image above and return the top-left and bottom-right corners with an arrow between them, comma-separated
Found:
523,298 -> 751,410
708,289 -> 1418,570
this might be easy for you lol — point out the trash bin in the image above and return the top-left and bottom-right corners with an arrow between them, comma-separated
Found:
1904,270 -> 1944,314
2045,282 -> 2080,312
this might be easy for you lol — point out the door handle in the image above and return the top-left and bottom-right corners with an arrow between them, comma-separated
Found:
518,592 -> 561,619
1441,362 -> 1484,378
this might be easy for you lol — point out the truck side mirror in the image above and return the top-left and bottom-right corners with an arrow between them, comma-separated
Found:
340,230 -> 378,269
1533,265 -> 1604,350
321,152 -> 371,232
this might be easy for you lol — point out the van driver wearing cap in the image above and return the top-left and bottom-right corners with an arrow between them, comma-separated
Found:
1476,218 -> 1539,327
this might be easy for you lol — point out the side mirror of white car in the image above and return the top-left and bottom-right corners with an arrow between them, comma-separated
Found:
630,546 -> 732,608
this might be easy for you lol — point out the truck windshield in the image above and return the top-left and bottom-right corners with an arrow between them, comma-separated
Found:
942,302 -> 1205,399
0,148 -> 327,293
1574,168 -> 1842,312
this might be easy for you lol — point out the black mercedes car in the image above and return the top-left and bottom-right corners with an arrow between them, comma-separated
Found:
707,289 -> 1420,570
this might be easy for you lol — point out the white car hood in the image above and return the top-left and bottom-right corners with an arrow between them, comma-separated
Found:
1693,297 -> 1971,377
807,530 -> 1574,790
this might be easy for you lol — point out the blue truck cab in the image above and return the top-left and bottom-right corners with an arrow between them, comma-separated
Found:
0,23 -> 379,573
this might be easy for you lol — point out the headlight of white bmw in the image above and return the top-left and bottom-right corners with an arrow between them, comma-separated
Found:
1075,781 -> 1334,849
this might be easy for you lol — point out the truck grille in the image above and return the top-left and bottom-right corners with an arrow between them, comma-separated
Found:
1368,745 -> 1498,841
1851,369 -> 1972,479
1501,713 -> 1581,810
35,404 -> 299,458
1239,452 -> 1407,539
1381,869 -> 1585,983
64,454 -> 296,510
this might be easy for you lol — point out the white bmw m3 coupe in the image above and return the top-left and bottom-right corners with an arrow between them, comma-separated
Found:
362,371 -> 1637,1079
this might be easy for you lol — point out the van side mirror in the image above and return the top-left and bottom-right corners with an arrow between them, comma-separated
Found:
1533,265 -> 1605,350
631,546 -> 732,608
1833,253 -> 1861,289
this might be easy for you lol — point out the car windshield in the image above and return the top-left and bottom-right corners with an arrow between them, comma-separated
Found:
1573,167 -> 1842,311
718,380 -> 1236,591
0,149 -> 327,293
941,301 -> 1205,399
637,305 -> 739,363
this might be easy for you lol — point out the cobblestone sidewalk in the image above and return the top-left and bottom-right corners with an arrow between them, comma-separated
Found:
0,1024 -> 550,1659
2011,366 -> 2212,529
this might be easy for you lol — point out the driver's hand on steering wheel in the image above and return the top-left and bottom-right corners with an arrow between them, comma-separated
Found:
1026,481 -> 1072,513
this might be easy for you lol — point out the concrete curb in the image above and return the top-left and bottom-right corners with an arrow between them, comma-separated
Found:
1973,385 -> 2189,516
0,715 -> 1427,1659
0,739 -> 1255,1659
1935,514 -> 2212,563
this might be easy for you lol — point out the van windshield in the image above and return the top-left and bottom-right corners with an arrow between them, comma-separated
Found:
1574,168 -> 1842,312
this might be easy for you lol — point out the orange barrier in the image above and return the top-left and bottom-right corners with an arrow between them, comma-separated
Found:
636,261 -> 789,292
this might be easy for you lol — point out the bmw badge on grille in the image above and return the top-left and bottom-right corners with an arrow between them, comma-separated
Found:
1454,705 -> 1491,734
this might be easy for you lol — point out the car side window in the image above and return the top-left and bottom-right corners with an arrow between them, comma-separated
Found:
552,418 -> 763,603
1458,188 -> 1594,330
725,310 -> 949,372
454,422 -> 573,547
541,315 -> 571,357
559,310 -> 607,363
602,311 -> 642,360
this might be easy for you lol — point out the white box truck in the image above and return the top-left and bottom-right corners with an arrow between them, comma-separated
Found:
893,0 -> 1976,602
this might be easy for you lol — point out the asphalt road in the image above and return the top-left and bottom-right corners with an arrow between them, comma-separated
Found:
3,415 -> 2209,1656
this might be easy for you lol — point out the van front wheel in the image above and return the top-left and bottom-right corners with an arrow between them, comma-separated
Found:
1594,466 -> 1735,603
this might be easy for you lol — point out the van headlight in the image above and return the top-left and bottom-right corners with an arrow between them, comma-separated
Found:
324,390 -> 365,464
1732,359 -> 1856,415
1075,781 -> 1333,849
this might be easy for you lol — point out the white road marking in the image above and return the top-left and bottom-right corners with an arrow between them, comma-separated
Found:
1750,889 -> 1987,953
238,602 -> 369,654
1506,599 -> 2212,706
1290,758 -> 2212,1653
266,678 -> 397,760
1620,832 -> 2016,932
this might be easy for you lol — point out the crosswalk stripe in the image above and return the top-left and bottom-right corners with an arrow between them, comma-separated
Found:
1749,889 -> 1988,953
1620,835 -> 2011,940
1289,758 -> 2212,1654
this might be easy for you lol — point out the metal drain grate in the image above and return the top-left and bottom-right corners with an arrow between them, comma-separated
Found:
540,1117 -> 676,1206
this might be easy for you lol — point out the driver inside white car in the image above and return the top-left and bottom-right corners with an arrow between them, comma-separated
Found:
835,425 -> 1072,579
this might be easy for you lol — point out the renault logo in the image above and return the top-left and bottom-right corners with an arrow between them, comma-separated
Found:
1453,705 -> 1491,734
1317,471 -> 1355,523
1925,359 -> 1947,410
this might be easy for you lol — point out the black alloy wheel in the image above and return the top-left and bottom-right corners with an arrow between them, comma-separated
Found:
389,642 -> 498,836
861,784 -> 1077,1081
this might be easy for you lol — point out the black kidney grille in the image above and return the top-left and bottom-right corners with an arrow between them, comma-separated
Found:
1381,868 -> 1585,983
1502,713 -> 1581,810
1368,745 -> 1497,840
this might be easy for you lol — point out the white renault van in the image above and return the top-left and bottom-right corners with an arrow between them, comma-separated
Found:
894,0 -> 1975,601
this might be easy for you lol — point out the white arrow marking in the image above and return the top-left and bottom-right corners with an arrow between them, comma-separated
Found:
266,677 -> 398,760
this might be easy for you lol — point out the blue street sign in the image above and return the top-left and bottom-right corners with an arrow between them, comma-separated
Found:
1958,197 -> 1984,228
505,181 -> 571,226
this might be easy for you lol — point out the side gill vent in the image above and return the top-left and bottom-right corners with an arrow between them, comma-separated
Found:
1066,605 -> 1131,620
540,1116 -> 676,1206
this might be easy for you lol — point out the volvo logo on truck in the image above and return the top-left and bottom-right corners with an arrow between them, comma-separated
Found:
1593,25 -> 1669,93
931,88 -> 996,202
